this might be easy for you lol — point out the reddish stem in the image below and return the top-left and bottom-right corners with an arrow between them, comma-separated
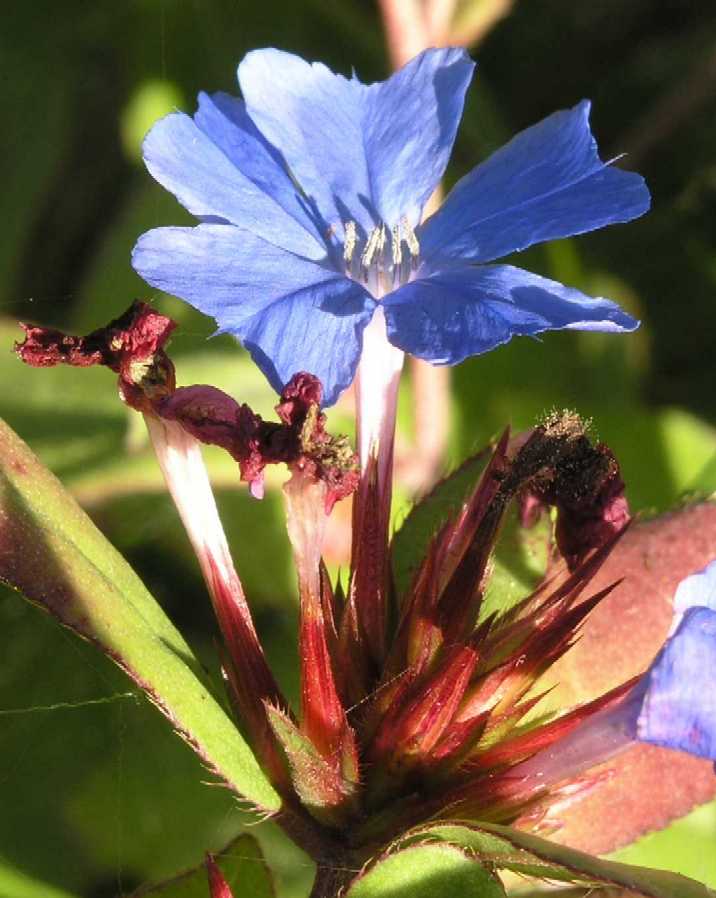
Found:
144,414 -> 288,786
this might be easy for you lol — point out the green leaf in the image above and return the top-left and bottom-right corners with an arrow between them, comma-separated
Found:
0,417 -> 280,812
265,705 -> 353,827
689,452 -> 716,496
611,800 -> 716,888
133,834 -> 274,897
391,447 -> 550,617
346,844 -> 505,898
480,504 -> 550,621
391,450 -> 491,597
408,823 -> 715,898
0,859 -> 78,898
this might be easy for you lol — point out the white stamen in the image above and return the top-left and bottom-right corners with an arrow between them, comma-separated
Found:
343,220 -> 357,265
343,217 -> 419,294
361,225 -> 384,270
401,216 -> 420,260
376,223 -> 387,257
391,223 -> 403,267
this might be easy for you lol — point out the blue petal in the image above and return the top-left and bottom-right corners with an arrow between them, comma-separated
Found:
361,48 -> 475,227
674,559 -> 716,615
382,264 -> 638,364
143,109 -> 326,260
232,282 -> 375,407
194,91 -> 330,252
638,607 -> 716,761
419,101 -> 651,266
237,48 -> 473,236
131,223 -> 376,404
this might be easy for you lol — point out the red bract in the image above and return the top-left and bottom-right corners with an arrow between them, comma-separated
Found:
206,854 -> 234,898
259,412 -> 645,846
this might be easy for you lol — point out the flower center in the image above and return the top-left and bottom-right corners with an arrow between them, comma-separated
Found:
342,218 -> 420,298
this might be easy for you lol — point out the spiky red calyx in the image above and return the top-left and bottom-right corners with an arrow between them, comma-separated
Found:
341,414 -> 636,845
269,413 -> 639,847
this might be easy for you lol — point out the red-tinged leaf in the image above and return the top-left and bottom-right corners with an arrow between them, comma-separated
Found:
540,501 -> 716,855
403,822 -> 714,898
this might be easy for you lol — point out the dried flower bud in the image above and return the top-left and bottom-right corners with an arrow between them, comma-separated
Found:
16,301 -> 176,412
519,412 -> 630,568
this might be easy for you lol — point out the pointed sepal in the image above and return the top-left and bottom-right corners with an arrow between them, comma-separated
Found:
265,704 -> 359,828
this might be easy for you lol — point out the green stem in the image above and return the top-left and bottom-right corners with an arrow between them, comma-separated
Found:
308,860 -> 357,898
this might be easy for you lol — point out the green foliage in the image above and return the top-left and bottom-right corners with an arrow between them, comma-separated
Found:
0,863 -> 77,898
0,417 -> 280,813
391,444 -> 551,621
408,824 -> 716,898
0,586 -> 242,895
346,845 -> 505,898
611,802 -> 716,890
134,834 -> 274,897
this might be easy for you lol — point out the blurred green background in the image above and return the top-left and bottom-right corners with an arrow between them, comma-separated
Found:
2,1 -> 716,895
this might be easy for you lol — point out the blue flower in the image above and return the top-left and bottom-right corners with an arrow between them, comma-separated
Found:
508,561 -> 716,793
635,560 -> 716,761
132,48 -> 650,405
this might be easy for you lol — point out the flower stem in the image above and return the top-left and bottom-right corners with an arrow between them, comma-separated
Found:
351,308 -> 404,666
308,861 -> 356,898
355,308 -> 404,504
511,683 -> 644,788
377,0 -> 428,68
144,413 -> 287,785
284,474 -> 349,760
